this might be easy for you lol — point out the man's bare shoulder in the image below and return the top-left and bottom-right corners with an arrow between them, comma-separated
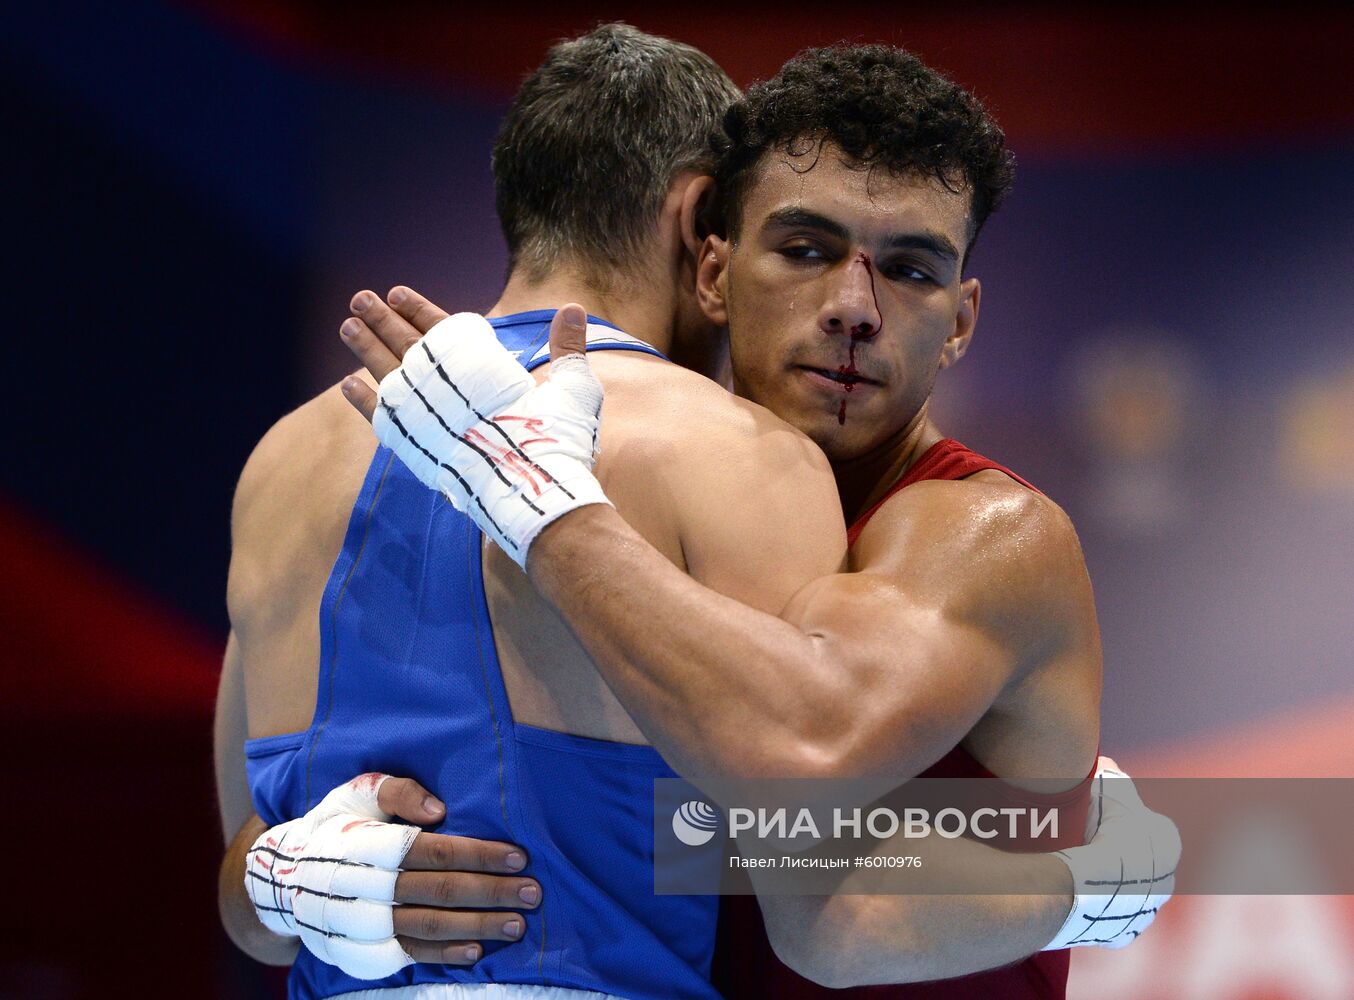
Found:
854,469 -> 1090,629
228,376 -> 377,627
851,468 -> 1101,751
591,352 -> 833,478
233,376 -> 376,531
588,352 -> 846,606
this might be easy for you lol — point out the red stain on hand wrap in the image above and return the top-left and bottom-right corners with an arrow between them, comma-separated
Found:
342,818 -> 383,833
355,773 -> 384,793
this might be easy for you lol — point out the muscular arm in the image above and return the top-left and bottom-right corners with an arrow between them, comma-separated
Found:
214,631 -> 254,843
529,477 -> 1091,781
214,409 -> 310,965
214,631 -> 302,965
761,840 -> 1074,986
528,490 -> 1090,984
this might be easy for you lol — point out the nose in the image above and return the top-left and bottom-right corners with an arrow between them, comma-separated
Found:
818,254 -> 881,340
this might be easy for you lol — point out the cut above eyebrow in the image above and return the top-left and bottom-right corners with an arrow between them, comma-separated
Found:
763,207 -> 960,263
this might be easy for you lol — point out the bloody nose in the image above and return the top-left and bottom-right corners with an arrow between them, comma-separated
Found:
851,253 -> 881,339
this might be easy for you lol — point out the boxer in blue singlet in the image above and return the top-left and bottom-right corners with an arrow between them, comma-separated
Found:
243,315 -> 728,1000
217,25 -> 844,998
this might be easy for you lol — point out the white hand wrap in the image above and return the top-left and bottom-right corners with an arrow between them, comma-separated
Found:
1043,760 -> 1181,950
372,312 -> 611,568
246,773 -> 419,979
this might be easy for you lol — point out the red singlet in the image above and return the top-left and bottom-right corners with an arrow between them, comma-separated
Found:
710,439 -> 1092,999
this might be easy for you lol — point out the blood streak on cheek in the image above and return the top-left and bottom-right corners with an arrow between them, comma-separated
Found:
837,253 -> 882,426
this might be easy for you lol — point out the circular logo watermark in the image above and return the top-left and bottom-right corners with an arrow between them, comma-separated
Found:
672,800 -> 719,846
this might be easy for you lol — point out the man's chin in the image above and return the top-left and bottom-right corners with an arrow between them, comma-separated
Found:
815,435 -> 872,466
747,389 -> 882,460
796,415 -> 878,465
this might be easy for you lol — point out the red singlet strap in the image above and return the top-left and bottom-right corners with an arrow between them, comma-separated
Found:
847,438 -> 1042,548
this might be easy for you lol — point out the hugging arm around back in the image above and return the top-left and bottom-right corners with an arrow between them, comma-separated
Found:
528,470 -> 1099,784
531,431 -> 1085,985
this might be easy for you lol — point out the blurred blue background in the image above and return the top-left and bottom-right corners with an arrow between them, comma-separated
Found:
2,3 -> 1351,996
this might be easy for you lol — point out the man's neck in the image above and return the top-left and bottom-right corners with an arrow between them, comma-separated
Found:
831,410 -> 945,526
487,263 -> 679,357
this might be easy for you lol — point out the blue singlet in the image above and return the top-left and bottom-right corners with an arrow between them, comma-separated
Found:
245,310 -> 720,999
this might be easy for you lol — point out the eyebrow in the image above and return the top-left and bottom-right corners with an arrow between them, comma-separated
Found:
764,207 -> 850,241
763,207 -> 961,263
888,232 -> 960,263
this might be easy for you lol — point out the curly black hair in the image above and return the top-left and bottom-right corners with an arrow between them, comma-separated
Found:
713,44 -> 1015,266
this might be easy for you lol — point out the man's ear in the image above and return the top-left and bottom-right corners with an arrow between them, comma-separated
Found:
940,277 -> 980,369
678,175 -> 718,258
696,235 -> 731,327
